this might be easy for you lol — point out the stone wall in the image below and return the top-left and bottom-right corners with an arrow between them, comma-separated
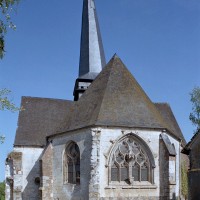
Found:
98,128 -> 160,199
97,127 -> 180,199
40,143 -> 53,200
5,147 -> 44,200
42,126 -> 181,200
89,128 -> 101,200
51,128 -> 92,200
5,152 -> 22,200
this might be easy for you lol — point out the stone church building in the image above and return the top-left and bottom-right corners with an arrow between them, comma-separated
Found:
5,0 -> 186,199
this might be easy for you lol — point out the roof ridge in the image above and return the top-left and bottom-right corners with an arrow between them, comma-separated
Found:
154,102 -> 170,105
21,96 -> 72,102
93,56 -> 116,125
129,75 -> 168,129
154,103 -> 186,145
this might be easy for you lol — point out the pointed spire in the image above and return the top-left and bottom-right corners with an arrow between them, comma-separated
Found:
74,0 -> 106,101
79,0 -> 106,78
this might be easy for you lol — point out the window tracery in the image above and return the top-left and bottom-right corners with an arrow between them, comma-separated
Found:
110,135 -> 154,185
63,142 -> 80,184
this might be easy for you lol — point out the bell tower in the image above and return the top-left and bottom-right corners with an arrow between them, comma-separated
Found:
73,0 -> 106,101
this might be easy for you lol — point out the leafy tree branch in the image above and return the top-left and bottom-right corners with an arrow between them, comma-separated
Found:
0,88 -> 20,112
189,86 -> 200,131
0,0 -> 20,58
0,88 -> 21,144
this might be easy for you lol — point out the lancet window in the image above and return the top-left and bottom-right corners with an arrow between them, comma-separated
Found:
63,142 -> 80,184
110,135 -> 154,184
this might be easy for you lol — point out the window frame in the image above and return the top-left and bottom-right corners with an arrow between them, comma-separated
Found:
63,141 -> 80,185
108,133 -> 156,187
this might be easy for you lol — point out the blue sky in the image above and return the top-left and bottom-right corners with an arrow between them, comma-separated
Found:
0,0 -> 200,181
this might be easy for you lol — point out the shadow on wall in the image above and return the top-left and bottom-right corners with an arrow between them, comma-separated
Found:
188,171 -> 200,200
159,193 -> 176,200
69,135 -> 92,200
22,157 -> 41,199
159,138 -> 170,200
53,133 -> 92,200
172,193 -> 176,200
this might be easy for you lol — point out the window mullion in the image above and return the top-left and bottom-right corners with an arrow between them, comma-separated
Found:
119,165 -> 121,182
72,160 -> 76,184
128,162 -> 132,181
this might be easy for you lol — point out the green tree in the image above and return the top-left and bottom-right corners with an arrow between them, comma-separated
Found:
0,181 -> 5,200
0,88 -> 20,143
0,0 -> 20,58
189,86 -> 200,131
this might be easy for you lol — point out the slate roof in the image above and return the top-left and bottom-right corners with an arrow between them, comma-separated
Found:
14,55 -> 186,147
14,97 -> 73,147
155,103 -> 186,145
58,55 -> 185,145
79,72 -> 99,80
79,0 -> 106,77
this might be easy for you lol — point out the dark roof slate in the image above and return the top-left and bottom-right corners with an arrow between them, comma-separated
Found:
59,55 -> 175,133
155,103 -> 186,145
15,55 -> 186,147
182,129 -> 200,154
14,97 -> 74,147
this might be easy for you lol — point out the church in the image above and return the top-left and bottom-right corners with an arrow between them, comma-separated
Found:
5,0 -> 186,199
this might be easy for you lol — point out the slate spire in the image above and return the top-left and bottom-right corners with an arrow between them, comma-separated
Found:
79,0 -> 106,77
73,0 -> 106,101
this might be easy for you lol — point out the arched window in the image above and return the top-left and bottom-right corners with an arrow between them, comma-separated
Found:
63,142 -> 80,184
109,134 -> 155,185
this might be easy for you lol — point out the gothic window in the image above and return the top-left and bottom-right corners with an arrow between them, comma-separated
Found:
110,135 -> 154,184
63,142 -> 80,184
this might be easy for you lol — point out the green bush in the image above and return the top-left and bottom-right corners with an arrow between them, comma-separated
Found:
0,181 -> 5,200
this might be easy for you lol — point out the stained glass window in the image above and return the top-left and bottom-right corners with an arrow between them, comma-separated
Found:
111,163 -> 119,181
110,136 -> 151,183
132,163 -> 140,181
64,142 -> 80,184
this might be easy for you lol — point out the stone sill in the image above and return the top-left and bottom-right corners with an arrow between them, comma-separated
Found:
105,185 -> 157,189
169,181 -> 176,185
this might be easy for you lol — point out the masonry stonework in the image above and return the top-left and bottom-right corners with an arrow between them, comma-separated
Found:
40,143 -> 53,200
51,129 -> 92,200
